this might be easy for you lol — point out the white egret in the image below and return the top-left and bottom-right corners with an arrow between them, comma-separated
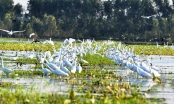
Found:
0,56 -> 14,76
45,60 -> 69,76
60,62 -> 70,74
38,52 -> 45,64
138,61 -> 160,77
47,65 -> 69,76
64,38 -> 76,45
139,61 -> 151,73
80,58 -> 89,64
24,50 -> 35,59
0,29 -> 25,35
126,61 -> 137,72
59,50 -> 70,74
70,59 -> 77,73
141,16 -> 152,19
126,61 -> 152,78
63,58 -> 72,68
29,33 -> 35,38
135,64 -> 152,78
43,38 -> 54,45
41,64 -> 51,76
156,42 -> 160,48
76,63 -> 82,73
150,63 -> 160,72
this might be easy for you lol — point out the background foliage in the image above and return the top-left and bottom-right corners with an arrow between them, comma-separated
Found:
0,0 -> 174,43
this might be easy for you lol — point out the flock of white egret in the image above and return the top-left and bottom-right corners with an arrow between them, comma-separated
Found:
104,42 -> 160,78
0,37 -> 161,80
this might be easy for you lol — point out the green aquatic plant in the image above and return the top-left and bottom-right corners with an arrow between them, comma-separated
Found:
83,53 -> 114,65
0,40 -> 168,104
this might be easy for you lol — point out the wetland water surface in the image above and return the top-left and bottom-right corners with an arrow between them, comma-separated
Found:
144,55 -> 174,104
1,51 -> 174,104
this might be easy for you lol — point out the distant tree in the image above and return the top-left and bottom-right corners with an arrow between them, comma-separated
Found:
3,13 -> 13,30
43,14 -> 57,37
13,3 -> 23,17
0,0 -> 14,19
31,16 -> 44,38
24,23 -> 33,38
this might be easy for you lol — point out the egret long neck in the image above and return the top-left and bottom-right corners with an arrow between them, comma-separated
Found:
1,58 -> 4,68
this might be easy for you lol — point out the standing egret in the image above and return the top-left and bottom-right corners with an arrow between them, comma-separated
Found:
150,63 -> 160,72
156,42 -> 160,48
45,60 -> 69,76
43,38 -> 54,45
59,50 -> 70,74
126,61 -> 152,78
70,57 -> 78,74
76,63 -> 82,73
63,58 -> 72,68
47,65 -> 69,76
60,62 -> 70,74
41,64 -> 51,76
0,56 -> 14,76
64,38 -> 76,45
0,29 -> 25,35
135,64 -> 152,78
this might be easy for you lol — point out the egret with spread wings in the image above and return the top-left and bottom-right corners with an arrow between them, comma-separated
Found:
0,29 -> 25,35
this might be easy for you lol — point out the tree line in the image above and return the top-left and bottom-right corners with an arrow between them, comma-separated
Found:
0,0 -> 174,42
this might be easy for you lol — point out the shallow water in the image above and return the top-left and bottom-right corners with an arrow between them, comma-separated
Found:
144,55 -> 174,104
104,55 -> 174,104
1,51 -> 174,103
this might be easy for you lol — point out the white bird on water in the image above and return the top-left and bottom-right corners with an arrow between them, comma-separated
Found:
0,29 -> 25,35
43,38 -> 54,45
0,56 -> 14,76
45,60 -> 69,76
41,64 -> 51,76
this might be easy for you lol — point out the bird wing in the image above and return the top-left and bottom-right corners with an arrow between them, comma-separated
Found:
29,33 -> 35,38
0,29 -> 10,33
141,16 -> 151,19
12,30 -> 25,34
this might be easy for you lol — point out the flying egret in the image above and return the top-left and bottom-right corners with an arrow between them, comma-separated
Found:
29,33 -> 35,38
0,56 -> 14,76
141,16 -> 152,19
0,29 -> 25,35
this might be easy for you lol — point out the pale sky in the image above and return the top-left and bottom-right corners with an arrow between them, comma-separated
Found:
13,0 -> 28,8
13,0 -> 173,8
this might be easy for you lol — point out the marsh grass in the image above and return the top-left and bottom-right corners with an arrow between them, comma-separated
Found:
0,40 -> 167,104
0,84 -> 156,104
